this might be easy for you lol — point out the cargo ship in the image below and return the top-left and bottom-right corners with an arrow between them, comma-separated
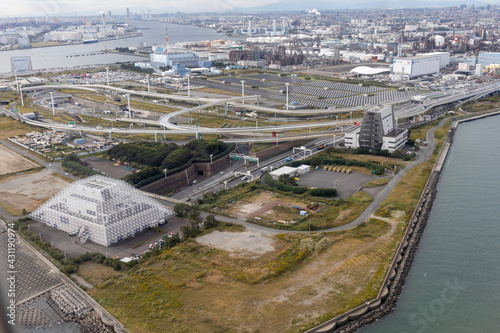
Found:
83,39 -> 98,44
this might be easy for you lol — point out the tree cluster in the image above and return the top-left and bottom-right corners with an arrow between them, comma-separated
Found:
62,153 -> 104,177
114,140 -> 234,187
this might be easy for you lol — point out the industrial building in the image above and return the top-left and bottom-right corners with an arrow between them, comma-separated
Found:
345,105 -> 408,152
11,56 -> 32,72
29,175 -> 175,247
269,165 -> 310,180
150,52 -> 209,68
391,52 -> 450,80
478,52 -> 500,68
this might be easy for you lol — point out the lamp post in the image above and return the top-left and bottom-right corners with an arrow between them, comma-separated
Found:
13,70 -> 19,92
240,80 -> 245,104
210,154 -> 213,164
285,82 -> 289,110
19,84 -> 24,107
49,91 -> 55,116
163,168 -> 167,178
106,67 -> 110,86
334,179 -> 339,189
124,94 -> 131,118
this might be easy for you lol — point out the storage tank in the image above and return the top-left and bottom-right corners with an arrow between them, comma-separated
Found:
74,138 -> 86,144
434,35 -> 445,47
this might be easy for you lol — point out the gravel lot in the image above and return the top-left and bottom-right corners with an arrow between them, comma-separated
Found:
297,169 -> 381,199
197,231 -> 275,257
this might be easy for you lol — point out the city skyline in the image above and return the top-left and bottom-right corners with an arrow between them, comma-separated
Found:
0,0 -> 496,18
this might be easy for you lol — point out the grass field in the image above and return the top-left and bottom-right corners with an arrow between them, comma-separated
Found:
0,116 -> 42,139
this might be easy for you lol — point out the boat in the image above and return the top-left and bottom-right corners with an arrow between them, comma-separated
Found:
83,39 -> 98,44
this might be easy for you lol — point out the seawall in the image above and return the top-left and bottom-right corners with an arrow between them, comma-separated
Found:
306,110 -> 500,333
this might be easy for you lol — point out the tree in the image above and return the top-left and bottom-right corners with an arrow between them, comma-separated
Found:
174,203 -> 192,218
278,174 -> 296,186
204,214 -> 219,229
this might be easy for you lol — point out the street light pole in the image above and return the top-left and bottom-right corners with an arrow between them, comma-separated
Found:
19,84 -> 24,107
163,168 -> 167,178
240,80 -> 245,104
210,154 -> 213,164
49,91 -> 55,116
13,70 -> 19,92
334,179 -> 339,189
125,94 -> 131,118
285,82 -> 289,111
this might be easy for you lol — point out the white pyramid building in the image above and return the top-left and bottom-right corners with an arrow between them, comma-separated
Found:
29,175 -> 175,247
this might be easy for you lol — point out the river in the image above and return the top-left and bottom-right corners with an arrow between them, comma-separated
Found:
0,21 -> 231,74
361,114 -> 500,332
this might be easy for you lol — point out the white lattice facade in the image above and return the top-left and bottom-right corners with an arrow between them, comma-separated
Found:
29,175 -> 175,247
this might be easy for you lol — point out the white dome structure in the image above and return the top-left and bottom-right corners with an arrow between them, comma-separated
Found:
350,66 -> 391,75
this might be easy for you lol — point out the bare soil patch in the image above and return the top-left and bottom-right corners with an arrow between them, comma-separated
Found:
0,169 -> 69,214
197,231 -> 275,257
0,144 -> 39,175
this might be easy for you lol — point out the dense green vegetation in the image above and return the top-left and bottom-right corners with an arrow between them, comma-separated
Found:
62,153 -> 104,177
106,140 -> 234,187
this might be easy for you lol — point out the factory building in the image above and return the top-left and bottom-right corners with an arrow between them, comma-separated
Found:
345,105 -> 408,152
478,52 -> 500,68
150,52 -> 201,68
392,55 -> 440,80
11,56 -> 32,72
29,175 -> 175,247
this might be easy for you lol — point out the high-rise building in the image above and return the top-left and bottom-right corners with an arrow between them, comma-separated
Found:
345,105 -> 408,152
126,8 -> 130,19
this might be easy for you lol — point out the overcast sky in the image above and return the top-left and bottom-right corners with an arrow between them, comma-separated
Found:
0,0 -> 273,17
0,0 -> 493,18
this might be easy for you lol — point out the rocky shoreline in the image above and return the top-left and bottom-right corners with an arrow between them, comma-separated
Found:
307,119 -> 459,333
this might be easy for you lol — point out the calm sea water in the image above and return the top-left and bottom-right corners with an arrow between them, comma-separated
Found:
0,21 -> 230,73
361,114 -> 500,332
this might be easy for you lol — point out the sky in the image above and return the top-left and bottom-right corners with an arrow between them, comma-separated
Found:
0,0 -> 495,18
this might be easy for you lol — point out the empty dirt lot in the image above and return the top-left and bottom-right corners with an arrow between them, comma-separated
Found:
0,144 -> 39,175
0,169 -> 69,215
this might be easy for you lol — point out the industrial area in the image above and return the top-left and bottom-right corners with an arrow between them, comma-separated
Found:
1,3 -> 500,333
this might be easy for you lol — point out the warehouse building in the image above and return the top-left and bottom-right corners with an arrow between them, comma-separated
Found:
391,52 -> 450,80
478,52 -> 500,68
345,105 -> 408,152
29,175 -> 175,247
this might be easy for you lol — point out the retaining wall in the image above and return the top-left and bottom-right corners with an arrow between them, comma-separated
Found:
140,154 -> 231,196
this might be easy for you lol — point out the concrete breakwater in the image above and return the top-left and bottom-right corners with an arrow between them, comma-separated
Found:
305,112 -> 497,333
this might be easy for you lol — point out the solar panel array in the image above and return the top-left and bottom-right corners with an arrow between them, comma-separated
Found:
194,74 -> 418,109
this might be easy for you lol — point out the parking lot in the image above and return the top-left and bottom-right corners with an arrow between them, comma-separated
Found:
297,169 -> 383,199
83,156 -> 134,179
